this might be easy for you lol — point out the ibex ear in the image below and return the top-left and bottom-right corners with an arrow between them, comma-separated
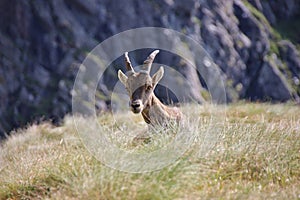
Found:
152,66 -> 164,87
118,70 -> 128,86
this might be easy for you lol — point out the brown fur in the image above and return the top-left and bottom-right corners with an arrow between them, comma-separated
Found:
142,95 -> 181,125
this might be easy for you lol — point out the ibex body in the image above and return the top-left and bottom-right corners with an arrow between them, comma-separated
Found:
118,50 -> 182,127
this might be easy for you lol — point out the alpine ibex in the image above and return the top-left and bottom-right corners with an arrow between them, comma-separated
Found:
118,50 -> 182,127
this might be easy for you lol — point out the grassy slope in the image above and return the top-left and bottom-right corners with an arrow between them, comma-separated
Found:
0,103 -> 299,199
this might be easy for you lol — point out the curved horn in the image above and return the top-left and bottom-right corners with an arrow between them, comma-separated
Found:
142,50 -> 160,73
125,52 -> 134,72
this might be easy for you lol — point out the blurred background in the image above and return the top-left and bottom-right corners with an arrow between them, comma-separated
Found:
0,0 -> 299,137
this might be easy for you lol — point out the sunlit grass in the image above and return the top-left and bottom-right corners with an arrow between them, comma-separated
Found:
0,103 -> 299,199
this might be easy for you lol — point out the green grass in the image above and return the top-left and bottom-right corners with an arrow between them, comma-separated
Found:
0,103 -> 300,199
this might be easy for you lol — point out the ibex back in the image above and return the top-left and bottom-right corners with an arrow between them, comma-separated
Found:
118,50 -> 182,126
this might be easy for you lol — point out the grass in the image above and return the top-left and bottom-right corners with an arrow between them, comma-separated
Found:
0,103 -> 300,199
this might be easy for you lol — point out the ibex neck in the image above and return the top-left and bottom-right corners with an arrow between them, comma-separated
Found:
148,94 -> 165,107
141,94 -> 169,125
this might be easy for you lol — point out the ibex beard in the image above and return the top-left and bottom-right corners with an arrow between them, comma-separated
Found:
118,50 -> 182,127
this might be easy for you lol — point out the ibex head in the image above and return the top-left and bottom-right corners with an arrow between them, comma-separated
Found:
118,50 -> 164,114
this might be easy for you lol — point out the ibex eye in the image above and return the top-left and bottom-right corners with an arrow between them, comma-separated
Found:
146,85 -> 152,91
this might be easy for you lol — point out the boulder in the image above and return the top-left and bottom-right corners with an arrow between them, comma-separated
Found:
246,60 -> 292,101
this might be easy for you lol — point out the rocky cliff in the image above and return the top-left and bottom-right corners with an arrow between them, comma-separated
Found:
0,0 -> 299,137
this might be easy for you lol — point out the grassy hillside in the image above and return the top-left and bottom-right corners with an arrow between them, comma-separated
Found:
0,103 -> 299,199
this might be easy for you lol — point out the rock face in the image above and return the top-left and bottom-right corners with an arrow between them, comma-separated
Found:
249,0 -> 300,25
0,0 -> 299,137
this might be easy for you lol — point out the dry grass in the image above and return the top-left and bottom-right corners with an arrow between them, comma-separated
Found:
0,103 -> 299,199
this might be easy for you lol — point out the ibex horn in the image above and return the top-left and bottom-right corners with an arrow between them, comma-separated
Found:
124,52 -> 134,72
142,50 -> 160,73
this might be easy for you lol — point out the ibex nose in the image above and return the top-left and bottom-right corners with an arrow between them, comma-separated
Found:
131,101 -> 140,108
130,100 -> 143,113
